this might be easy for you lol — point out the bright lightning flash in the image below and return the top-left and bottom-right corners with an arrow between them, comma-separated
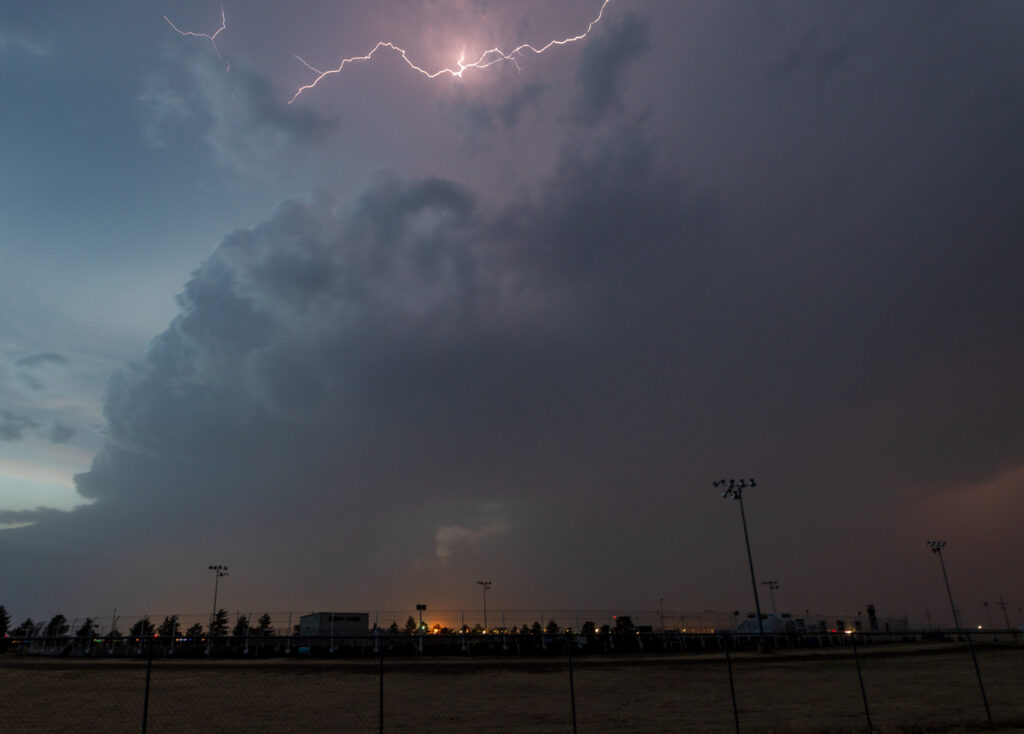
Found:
164,6 -> 230,71
289,0 -> 613,104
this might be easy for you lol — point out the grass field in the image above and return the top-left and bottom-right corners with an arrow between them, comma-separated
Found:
2,643 -> 1022,732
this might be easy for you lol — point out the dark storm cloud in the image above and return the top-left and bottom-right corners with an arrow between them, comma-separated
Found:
15,352 -> 69,390
0,409 -> 38,441
3,0 -> 1023,617
15,353 -> 69,368
759,9 -> 856,86
0,507 -> 63,526
48,421 -> 75,445
574,12 -> 649,121
442,81 -> 548,145
188,60 -> 339,173
232,68 -> 338,143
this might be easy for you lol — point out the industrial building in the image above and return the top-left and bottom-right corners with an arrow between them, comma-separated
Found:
298,612 -> 369,637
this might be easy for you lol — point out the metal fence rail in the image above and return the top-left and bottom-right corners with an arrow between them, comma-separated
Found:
1,632 -> 1021,733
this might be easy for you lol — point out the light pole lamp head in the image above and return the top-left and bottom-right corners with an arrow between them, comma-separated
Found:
925,540 -> 947,553
716,478 -> 755,499
477,580 -> 492,590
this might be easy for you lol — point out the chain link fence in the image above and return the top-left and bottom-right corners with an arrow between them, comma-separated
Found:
2,630 -> 1023,732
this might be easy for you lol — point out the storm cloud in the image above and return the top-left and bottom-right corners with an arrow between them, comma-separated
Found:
1,0 -> 1022,621
0,410 -> 38,441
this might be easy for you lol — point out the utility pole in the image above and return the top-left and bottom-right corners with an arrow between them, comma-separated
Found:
717,478 -> 766,648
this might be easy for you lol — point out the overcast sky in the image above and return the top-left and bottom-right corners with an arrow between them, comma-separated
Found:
1,0 -> 1022,627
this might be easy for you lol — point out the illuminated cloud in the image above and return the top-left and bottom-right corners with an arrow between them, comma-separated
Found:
435,521 -> 510,561
287,0 -> 615,103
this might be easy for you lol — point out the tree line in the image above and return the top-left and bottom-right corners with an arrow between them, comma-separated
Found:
1,604 -> 639,642
0,605 -> 276,641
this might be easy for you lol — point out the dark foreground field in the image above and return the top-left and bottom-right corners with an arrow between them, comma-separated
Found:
2,643 -> 1022,732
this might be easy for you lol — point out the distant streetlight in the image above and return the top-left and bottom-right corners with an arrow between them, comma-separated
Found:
207,565 -> 228,655
477,581 -> 492,632
925,541 -> 991,726
763,580 -> 780,615
717,478 -> 766,646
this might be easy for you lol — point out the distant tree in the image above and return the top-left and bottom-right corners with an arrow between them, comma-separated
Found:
599,624 -> 611,636
45,614 -> 69,637
256,614 -> 275,637
210,609 -> 229,637
75,618 -> 97,638
0,605 -> 10,637
387,621 -> 399,635
185,623 -> 204,639
157,615 -> 181,639
129,617 -> 155,638
545,619 -> 560,635
614,616 -> 635,634
404,616 -> 417,635
232,615 -> 250,638
530,621 -> 543,635
11,618 -> 35,637
581,621 -> 596,635
106,627 -> 123,640
471,624 -> 483,635
509,625 -> 519,634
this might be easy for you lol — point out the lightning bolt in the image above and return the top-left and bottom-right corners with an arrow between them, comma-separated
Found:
288,0 -> 613,104
164,6 -> 230,72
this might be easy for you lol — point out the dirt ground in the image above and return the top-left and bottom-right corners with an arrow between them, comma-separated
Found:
2,643 -> 1022,732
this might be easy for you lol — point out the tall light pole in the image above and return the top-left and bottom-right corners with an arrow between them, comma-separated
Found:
207,565 -> 228,655
477,581 -> 492,632
763,580 -> 780,616
717,478 -> 765,647
996,596 -> 1011,631
925,541 -> 991,726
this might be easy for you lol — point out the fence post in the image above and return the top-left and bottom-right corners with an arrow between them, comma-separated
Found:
724,633 -> 740,734
141,636 -> 153,734
964,631 -> 993,727
566,634 -> 578,734
378,634 -> 384,734
849,632 -> 874,733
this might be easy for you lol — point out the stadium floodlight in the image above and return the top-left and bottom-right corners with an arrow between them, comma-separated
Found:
762,580 -> 780,615
924,541 -> 992,725
207,565 -> 228,655
716,478 -> 766,647
477,581 -> 492,632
